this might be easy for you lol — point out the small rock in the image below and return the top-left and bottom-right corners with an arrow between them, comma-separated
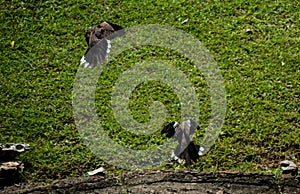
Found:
280,160 -> 298,175
87,167 -> 105,176
246,28 -> 253,34
0,161 -> 23,171
0,143 -> 29,186
0,143 -> 30,161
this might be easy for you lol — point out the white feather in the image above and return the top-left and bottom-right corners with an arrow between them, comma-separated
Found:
80,55 -> 90,68
106,39 -> 111,59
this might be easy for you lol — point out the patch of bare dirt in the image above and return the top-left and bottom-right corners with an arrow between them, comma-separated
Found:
1,171 -> 299,194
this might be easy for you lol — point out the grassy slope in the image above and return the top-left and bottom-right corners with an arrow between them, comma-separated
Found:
0,0 -> 299,183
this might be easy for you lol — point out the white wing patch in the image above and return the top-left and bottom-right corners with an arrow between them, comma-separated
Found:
106,39 -> 111,56
80,55 -> 91,68
198,146 -> 205,156
173,121 -> 179,129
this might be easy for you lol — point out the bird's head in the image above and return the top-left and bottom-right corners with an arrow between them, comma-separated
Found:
84,21 -> 124,48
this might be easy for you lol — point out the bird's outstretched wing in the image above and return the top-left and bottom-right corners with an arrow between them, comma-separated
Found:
175,119 -> 198,155
81,38 -> 111,68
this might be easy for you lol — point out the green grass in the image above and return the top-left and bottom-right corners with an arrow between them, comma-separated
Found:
1,0 -> 299,183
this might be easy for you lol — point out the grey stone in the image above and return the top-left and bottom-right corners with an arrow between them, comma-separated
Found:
280,160 -> 298,175
0,143 -> 30,186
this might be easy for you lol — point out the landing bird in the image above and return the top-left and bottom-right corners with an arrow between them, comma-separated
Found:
81,21 -> 124,68
161,119 -> 203,166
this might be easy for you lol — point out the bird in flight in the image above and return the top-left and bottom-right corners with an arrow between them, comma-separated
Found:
81,21 -> 124,68
161,119 -> 203,166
